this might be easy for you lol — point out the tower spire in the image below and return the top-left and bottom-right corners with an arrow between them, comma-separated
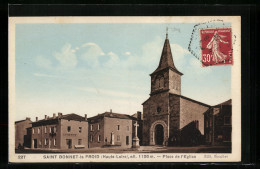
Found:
151,30 -> 183,76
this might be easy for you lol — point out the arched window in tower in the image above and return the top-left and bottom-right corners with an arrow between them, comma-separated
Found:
160,77 -> 164,88
156,78 -> 160,89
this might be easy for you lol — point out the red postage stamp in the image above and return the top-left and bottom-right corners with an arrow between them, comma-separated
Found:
200,28 -> 233,66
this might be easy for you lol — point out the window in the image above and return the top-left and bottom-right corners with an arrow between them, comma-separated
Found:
90,125 -> 93,131
54,126 -> 57,133
117,125 -> 120,131
49,127 -> 51,133
127,126 -> 129,131
157,107 -> 162,113
224,116 -> 231,125
54,139 -> 56,146
159,77 -> 164,88
97,124 -> 100,130
126,136 -> 129,145
90,135 -> 93,142
49,139 -> 51,146
79,127 -> 82,133
32,128 -> 34,134
67,126 -> 71,132
117,135 -> 120,141
45,127 -> 47,133
44,139 -> 47,145
38,128 -> 40,134
78,139 -> 82,145
39,140 -> 41,145
98,135 -> 101,142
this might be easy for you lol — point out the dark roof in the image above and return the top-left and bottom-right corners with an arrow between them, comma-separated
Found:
88,112 -> 136,121
32,113 -> 86,124
203,99 -> 232,115
15,119 -> 31,124
151,35 -> 183,75
214,99 -> 232,106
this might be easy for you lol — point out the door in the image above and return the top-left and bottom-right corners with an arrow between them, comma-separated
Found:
66,139 -> 72,149
33,139 -> 37,148
111,132 -> 114,145
155,124 -> 164,145
126,136 -> 129,145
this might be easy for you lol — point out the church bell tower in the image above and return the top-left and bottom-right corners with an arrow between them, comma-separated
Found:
142,30 -> 183,146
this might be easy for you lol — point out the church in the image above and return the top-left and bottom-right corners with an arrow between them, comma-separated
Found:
142,32 -> 211,146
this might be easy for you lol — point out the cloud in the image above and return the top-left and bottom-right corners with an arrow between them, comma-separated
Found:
80,43 -> 105,67
53,43 -> 77,69
104,52 -> 120,67
35,55 -> 52,69
33,73 -> 64,79
124,51 -> 131,55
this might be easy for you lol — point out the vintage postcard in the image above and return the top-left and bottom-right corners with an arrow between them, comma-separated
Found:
9,16 -> 241,162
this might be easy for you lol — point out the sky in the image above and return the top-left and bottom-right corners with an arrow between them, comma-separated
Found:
14,23 -> 231,121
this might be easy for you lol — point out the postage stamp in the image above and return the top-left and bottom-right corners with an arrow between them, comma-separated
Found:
8,16 -> 241,163
200,28 -> 233,67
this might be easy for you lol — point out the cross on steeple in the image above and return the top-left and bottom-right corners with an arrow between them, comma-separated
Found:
166,27 -> 168,39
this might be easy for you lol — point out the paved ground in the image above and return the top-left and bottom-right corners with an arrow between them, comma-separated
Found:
16,145 -> 231,154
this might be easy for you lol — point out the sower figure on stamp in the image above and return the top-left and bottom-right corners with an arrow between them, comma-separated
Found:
206,31 -> 229,63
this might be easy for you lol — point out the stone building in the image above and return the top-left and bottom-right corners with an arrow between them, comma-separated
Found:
142,33 -> 211,146
204,99 -> 232,146
31,113 -> 88,149
15,117 -> 32,149
88,111 -> 141,148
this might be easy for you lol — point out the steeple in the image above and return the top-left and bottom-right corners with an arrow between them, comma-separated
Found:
151,31 -> 182,75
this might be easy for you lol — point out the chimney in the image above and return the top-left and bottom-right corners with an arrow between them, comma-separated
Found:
85,114 -> 87,121
53,113 -> 56,118
110,109 -> 112,113
36,117 -> 38,121
44,115 -> 47,120
58,112 -> 62,118
137,111 -> 142,120
26,117 -> 31,121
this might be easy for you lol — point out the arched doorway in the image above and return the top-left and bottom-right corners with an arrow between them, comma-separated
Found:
150,120 -> 168,146
155,124 -> 164,145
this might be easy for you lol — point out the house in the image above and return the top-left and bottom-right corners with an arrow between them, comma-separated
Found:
204,99 -> 232,146
88,110 -> 141,148
142,32 -> 211,146
31,113 -> 88,149
15,117 -> 32,149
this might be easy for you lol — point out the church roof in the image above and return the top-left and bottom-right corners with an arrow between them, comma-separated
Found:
151,34 -> 183,75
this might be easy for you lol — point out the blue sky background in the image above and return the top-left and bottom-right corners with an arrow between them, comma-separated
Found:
15,23 -> 231,121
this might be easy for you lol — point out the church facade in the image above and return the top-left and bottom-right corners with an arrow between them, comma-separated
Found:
142,33 -> 211,146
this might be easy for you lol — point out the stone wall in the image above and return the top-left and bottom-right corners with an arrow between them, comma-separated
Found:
143,92 -> 169,145
180,97 -> 209,135
169,94 -> 180,139
60,119 -> 88,149
15,119 -> 32,148
88,118 -> 105,148
104,117 -> 133,148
